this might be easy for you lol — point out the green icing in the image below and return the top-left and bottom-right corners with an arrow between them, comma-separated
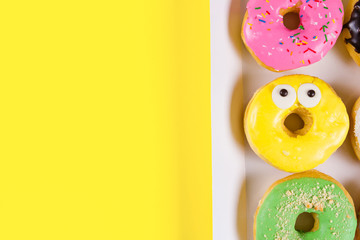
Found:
256,177 -> 357,240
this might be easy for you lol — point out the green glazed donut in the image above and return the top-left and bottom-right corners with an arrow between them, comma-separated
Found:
254,170 -> 357,240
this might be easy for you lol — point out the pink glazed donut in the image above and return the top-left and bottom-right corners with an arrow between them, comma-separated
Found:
241,0 -> 344,72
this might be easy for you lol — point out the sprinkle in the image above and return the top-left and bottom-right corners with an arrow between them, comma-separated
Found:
290,51 -> 293,55
339,8 -> 342,13
255,7 -> 261,9
314,202 -> 324,211
324,6 -> 328,9
279,42 -> 284,45
325,34 -> 328,42
267,28 -> 271,31
266,11 -> 270,15
293,32 -> 300,36
332,19 -> 335,23
299,25 -> 305,30
304,36 -> 308,39
308,4 -> 313,8
308,59 -> 311,64
305,201 -> 313,208
304,48 -> 316,53
262,13 -> 266,18
259,19 -> 266,23
247,23 -> 253,26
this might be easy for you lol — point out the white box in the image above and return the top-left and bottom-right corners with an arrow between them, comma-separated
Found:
211,0 -> 360,239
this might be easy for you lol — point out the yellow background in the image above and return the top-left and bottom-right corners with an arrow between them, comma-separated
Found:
0,0 -> 212,239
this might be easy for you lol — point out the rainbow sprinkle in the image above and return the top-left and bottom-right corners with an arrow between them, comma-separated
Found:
244,0 -> 343,69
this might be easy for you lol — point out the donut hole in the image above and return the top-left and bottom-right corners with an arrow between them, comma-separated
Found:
283,108 -> 313,137
295,212 -> 319,233
283,12 -> 301,30
284,113 -> 304,132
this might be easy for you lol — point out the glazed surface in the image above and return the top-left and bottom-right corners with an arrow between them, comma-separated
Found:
256,177 -> 357,239
244,75 -> 349,172
243,0 -> 343,71
344,0 -> 360,53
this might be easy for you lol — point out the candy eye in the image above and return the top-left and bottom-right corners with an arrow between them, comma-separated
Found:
298,83 -> 321,108
272,84 -> 296,109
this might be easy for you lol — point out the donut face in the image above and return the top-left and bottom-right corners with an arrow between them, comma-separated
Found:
272,84 -> 296,109
255,172 -> 357,239
297,83 -> 322,108
244,75 -> 349,172
242,0 -> 343,71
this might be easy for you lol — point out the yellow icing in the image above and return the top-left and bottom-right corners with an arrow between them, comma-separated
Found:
244,75 -> 349,172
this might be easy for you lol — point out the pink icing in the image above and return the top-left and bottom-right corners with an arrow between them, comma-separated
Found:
243,0 -> 343,71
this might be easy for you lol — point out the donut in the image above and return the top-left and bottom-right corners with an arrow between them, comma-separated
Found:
244,75 -> 349,172
350,97 -> 360,160
254,170 -> 357,240
241,0 -> 344,71
356,212 -> 360,240
343,0 -> 360,66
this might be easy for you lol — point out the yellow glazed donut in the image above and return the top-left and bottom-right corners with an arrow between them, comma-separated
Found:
350,97 -> 360,160
244,75 -> 349,172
